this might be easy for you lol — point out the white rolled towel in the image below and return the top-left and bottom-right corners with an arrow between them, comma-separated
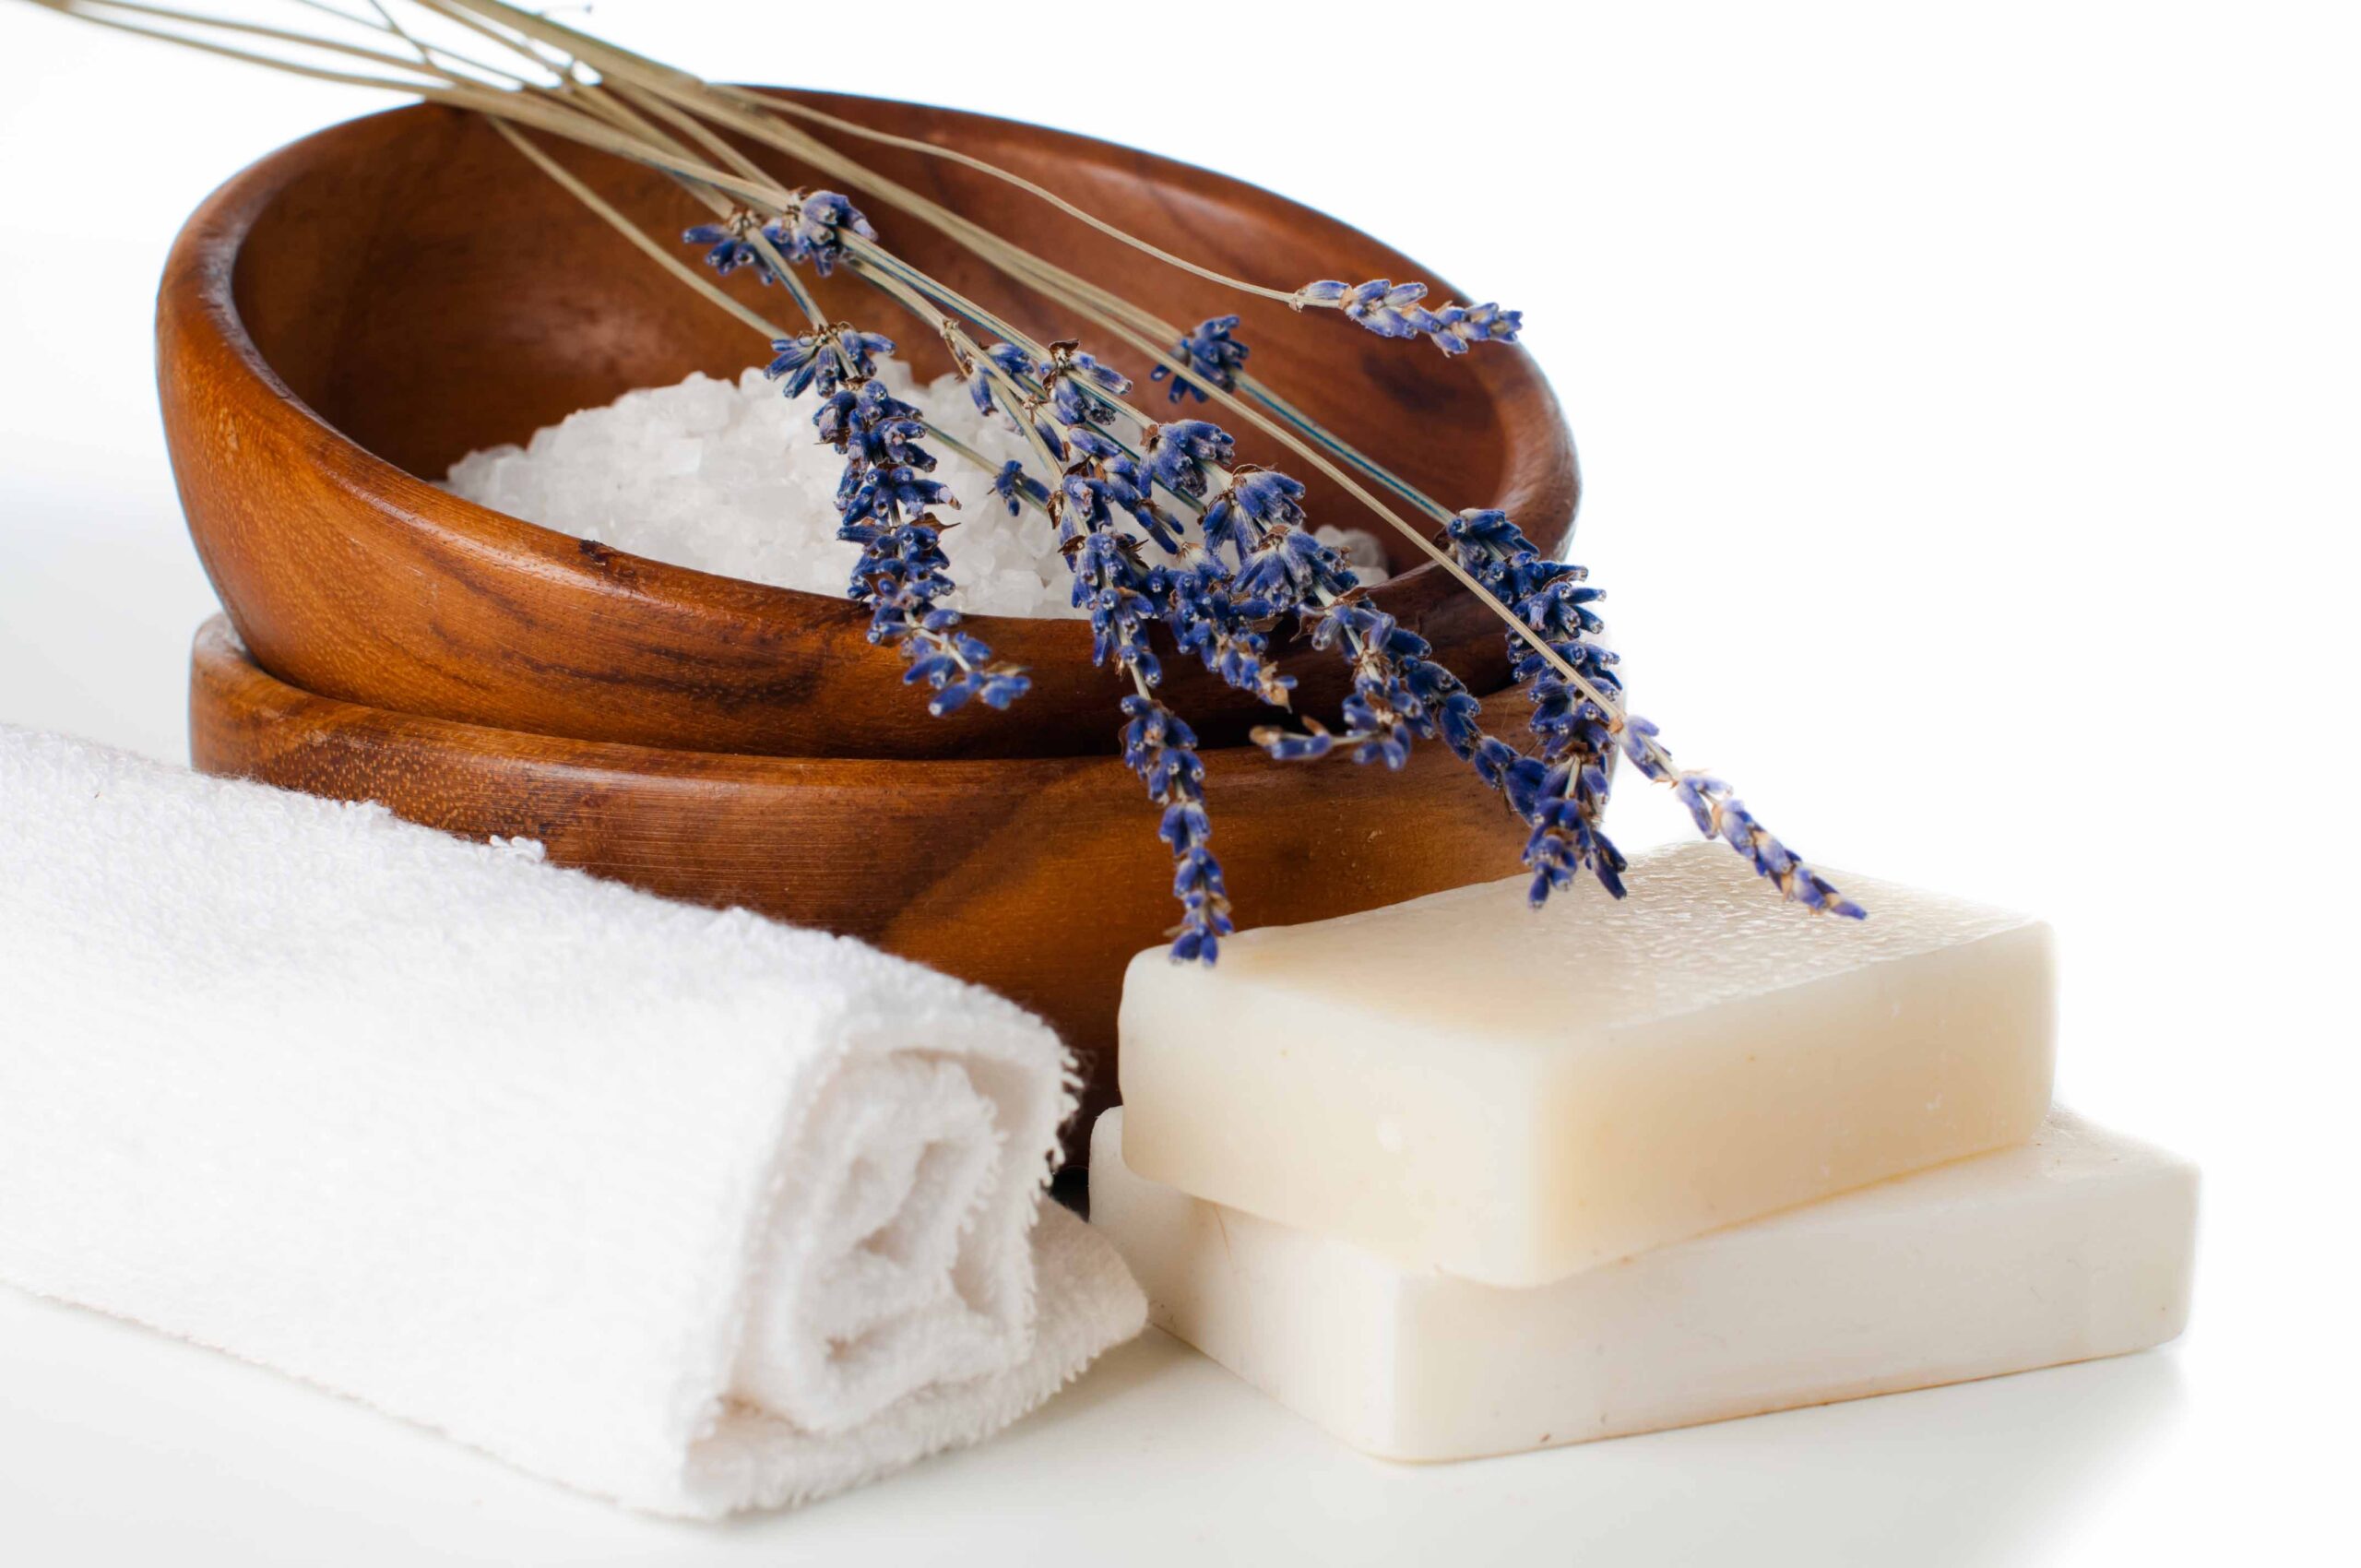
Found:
0,724 -> 1144,1517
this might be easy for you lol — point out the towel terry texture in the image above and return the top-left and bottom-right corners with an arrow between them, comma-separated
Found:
0,724 -> 1145,1517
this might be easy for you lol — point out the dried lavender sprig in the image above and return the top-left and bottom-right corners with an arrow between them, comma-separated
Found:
1150,315 -> 1248,404
711,186 -> 1841,922
680,206 -> 772,279
683,188 -> 874,282
1157,556 -> 1294,707
1023,407 -> 1295,706
1295,279 -> 1524,355
966,330 -> 1438,754
765,325 -> 895,399
533,20 -> 1847,924
1671,775 -> 1864,917
694,59 -> 1532,368
806,362 -> 1028,717
539,42 -> 1827,924
1252,600 -> 1481,765
1120,695 -> 1231,965
861,283 -> 1633,915
775,174 -> 1493,626
1061,472 -> 1240,961
1446,508 -> 1861,916
834,251 -> 1068,483
1003,341 -> 1294,958
1252,601 -> 1630,905
587,98 -> 1035,548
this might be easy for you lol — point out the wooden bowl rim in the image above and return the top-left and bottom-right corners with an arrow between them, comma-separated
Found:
190,615 -> 1536,791
172,92 -> 1578,654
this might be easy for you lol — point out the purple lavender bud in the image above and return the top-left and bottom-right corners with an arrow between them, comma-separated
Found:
986,342 -> 1038,382
1341,279 -> 1432,339
681,222 -> 766,279
1252,725 -> 1335,761
989,459 -> 1046,517
1144,420 -> 1233,499
1073,350 -> 1131,395
778,190 -> 877,278
1151,315 -> 1250,403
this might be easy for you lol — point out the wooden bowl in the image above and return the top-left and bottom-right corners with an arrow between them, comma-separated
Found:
160,93 -> 1576,761
189,618 -> 1535,1149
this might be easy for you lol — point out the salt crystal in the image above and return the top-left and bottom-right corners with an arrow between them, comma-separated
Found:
442,362 -> 1393,619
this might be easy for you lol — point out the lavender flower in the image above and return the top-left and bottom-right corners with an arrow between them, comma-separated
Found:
1064,505 -> 1163,683
1513,758 -> 1629,906
987,341 -> 1039,381
1674,775 -> 1865,918
1426,301 -> 1522,354
816,367 -> 1026,717
1064,428 -> 1180,552
1143,420 -> 1234,501
1234,521 -> 1356,602
1448,508 -> 1620,764
1295,279 -> 1525,354
1037,368 -> 1277,959
1254,602 -> 1479,772
1121,695 -> 1232,964
772,190 -> 877,278
960,339 -> 1079,457
1039,339 -> 1131,429
1337,279 -> 1434,339
1202,470 -> 1309,569
1445,507 -> 1861,915
989,458 -> 1049,516
681,208 -> 771,279
1161,557 -> 1293,705
766,327 -> 896,399
961,340 -> 1039,419
1151,315 -> 1249,402
1616,714 -> 1672,783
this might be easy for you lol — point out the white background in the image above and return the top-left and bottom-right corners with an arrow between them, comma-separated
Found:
1,2 -> 2354,1562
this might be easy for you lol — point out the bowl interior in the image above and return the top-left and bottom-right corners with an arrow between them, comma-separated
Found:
229,92 -> 1554,581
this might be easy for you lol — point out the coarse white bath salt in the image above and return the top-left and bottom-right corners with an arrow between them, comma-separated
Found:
443,361 -> 1390,618
1118,842 -> 2056,1288
1090,1107 -> 2194,1461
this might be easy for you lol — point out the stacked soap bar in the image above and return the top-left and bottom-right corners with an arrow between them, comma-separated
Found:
1095,1110 -> 2195,1458
1096,843 -> 2197,1458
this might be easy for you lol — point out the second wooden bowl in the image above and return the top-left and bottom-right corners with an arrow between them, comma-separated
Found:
160,94 -> 1577,762
188,619 -> 1534,1146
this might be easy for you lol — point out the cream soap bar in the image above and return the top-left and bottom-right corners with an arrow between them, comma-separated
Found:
1092,1108 -> 2195,1460
1118,843 -> 2055,1287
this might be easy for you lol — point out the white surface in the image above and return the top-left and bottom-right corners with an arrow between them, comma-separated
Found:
1094,1107 -> 2196,1460
1120,845 -> 2055,1285
0,0 -> 2354,1561
0,724 -> 1139,1516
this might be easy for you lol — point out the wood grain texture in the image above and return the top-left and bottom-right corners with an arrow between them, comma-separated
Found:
160,92 -> 1578,761
188,619 -> 1539,1156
